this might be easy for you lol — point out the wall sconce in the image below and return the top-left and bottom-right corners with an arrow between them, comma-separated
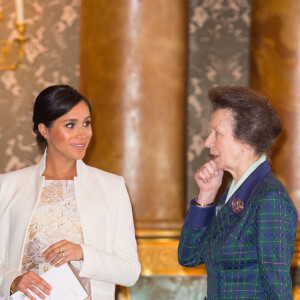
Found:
0,0 -> 29,71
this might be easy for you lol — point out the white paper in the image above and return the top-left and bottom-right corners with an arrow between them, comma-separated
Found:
11,263 -> 88,300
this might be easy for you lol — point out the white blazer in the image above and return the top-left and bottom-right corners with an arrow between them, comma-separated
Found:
0,152 -> 141,300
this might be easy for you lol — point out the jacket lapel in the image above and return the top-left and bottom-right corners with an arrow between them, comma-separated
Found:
226,161 -> 271,218
74,160 -> 109,245
10,153 -> 46,268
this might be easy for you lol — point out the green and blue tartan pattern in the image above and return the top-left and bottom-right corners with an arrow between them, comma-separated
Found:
178,172 -> 297,299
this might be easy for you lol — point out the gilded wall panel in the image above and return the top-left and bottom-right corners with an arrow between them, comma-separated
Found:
130,276 -> 207,300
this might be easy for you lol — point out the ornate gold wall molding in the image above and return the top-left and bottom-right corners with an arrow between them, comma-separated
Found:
292,224 -> 300,267
136,229 -> 205,276
293,285 -> 300,300
137,237 -> 206,277
116,230 -> 207,300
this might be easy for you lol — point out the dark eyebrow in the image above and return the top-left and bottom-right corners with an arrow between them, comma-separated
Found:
64,119 -> 77,123
63,116 -> 91,123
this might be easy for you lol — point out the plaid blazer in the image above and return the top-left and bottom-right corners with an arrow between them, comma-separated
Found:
178,161 -> 298,299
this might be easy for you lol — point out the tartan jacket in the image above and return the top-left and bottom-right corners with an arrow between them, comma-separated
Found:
178,161 -> 298,299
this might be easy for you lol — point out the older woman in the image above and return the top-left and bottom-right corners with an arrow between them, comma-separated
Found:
0,85 -> 140,300
178,86 -> 297,299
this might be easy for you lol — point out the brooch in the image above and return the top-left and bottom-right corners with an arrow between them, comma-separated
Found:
232,198 -> 244,213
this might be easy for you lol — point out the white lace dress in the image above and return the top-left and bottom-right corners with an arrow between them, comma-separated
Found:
21,180 -> 91,298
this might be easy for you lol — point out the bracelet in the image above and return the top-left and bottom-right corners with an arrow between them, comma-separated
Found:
194,198 -> 214,207
10,280 -> 15,295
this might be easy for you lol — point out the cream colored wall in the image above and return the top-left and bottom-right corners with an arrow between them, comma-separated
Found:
0,0 -> 80,173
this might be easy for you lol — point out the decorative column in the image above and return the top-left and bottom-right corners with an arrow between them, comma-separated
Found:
250,0 -> 300,268
80,0 -> 188,231
250,0 -> 300,213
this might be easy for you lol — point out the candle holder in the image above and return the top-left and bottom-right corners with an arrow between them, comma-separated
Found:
0,22 -> 29,71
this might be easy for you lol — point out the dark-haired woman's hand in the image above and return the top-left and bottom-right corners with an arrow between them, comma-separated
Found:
43,240 -> 83,267
194,159 -> 223,205
13,271 -> 52,300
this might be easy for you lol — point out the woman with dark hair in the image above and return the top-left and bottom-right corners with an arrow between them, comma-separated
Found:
178,86 -> 297,299
0,85 -> 140,300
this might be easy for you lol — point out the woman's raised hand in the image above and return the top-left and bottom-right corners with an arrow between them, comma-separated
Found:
194,160 -> 223,204
14,271 -> 52,300
42,240 -> 83,268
